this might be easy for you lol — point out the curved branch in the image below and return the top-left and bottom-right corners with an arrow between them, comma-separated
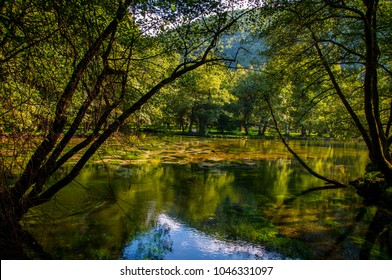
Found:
310,30 -> 373,152
11,0 -> 130,202
265,95 -> 348,188
318,39 -> 365,60
324,0 -> 366,21
379,63 -> 392,78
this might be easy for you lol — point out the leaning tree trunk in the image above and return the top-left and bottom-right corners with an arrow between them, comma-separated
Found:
0,190 -> 27,259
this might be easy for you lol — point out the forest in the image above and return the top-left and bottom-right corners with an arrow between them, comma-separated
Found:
1,0 -> 392,259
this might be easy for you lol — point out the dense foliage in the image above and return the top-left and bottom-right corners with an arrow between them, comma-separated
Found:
0,0 -> 251,258
1,0 -> 391,259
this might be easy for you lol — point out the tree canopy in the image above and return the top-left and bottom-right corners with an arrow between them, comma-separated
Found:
1,0 -> 392,259
0,0 -> 254,258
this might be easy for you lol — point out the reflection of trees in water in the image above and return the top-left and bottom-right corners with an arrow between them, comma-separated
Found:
282,186 -> 392,259
132,222 -> 173,260
359,208 -> 392,259
23,158 -> 392,259
335,207 -> 392,259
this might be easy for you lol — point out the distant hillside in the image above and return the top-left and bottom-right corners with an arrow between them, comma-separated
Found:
218,30 -> 266,68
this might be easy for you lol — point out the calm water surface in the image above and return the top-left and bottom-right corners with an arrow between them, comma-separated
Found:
24,138 -> 372,259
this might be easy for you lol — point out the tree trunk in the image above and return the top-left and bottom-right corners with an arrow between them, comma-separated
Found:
0,190 -> 28,259
188,119 -> 194,133
244,123 -> 249,135
362,0 -> 392,184
198,120 -> 207,135
301,125 -> 306,137
258,119 -> 269,136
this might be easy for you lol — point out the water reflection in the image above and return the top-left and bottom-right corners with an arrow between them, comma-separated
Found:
122,214 -> 284,260
23,138 -> 379,259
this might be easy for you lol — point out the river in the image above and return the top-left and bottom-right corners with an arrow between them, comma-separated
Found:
24,137 -> 380,259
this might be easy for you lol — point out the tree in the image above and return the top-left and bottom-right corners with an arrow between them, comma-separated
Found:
0,0 -> 251,258
254,0 -> 392,258
161,64 -> 234,135
257,0 -> 392,185
229,68 -> 271,135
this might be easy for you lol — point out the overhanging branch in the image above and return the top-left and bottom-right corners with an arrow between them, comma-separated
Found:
265,95 -> 348,188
